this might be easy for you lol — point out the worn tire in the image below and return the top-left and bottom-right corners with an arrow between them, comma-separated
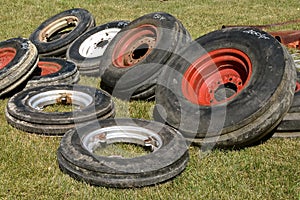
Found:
66,21 -> 129,77
57,118 -> 189,188
154,27 -> 296,149
26,57 -> 79,88
99,12 -> 191,101
273,72 -> 300,137
0,38 -> 38,98
5,84 -> 115,135
29,8 -> 95,57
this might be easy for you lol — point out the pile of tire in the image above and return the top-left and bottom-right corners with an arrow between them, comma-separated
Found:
1,8 -> 299,189
0,9 -> 191,188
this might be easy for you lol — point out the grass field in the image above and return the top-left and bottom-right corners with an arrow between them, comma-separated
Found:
0,0 -> 300,199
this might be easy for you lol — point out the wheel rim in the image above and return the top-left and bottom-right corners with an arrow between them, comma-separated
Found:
27,89 -> 93,111
39,16 -> 79,42
296,81 -> 300,93
112,24 -> 158,68
38,61 -> 62,76
81,125 -> 163,157
0,47 -> 17,70
182,48 -> 252,106
79,28 -> 121,58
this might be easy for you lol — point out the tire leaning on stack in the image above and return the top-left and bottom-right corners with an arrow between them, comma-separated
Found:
29,8 -> 95,57
154,27 -> 296,149
99,12 -> 192,101
26,57 -> 80,88
5,84 -> 115,135
0,37 -> 38,98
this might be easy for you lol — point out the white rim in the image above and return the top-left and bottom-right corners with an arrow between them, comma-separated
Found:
81,125 -> 163,157
79,28 -> 121,58
27,89 -> 93,110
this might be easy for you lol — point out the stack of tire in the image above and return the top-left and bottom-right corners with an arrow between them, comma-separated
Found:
3,8 -> 116,136
273,71 -> 300,138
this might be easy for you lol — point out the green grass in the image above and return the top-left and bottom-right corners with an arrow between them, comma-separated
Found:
0,0 -> 300,199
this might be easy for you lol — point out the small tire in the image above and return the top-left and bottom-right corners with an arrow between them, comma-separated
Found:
57,118 -> 189,188
154,27 -> 296,149
66,21 -> 129,77
29,8 -> 95,57
0,38 -> 38,98
99,12 -> 191,101
5,84 -> 115,135
26,57 -> 80,88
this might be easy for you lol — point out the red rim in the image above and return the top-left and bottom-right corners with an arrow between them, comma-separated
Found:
182,48 -> 253,106
38,61 -> 62,76
112,24 -> 158,68
0,47 -> 17,70
295,81 -> 300,93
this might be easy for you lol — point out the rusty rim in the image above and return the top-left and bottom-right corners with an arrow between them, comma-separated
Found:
39,16 -> 79,43
112,24 -> 158,68
182,48 -> 252,106
0,47 -> 17,70
38,61 -> 62,76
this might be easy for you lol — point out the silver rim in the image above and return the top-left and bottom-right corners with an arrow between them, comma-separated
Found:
27,89 -> 93,110
81,125 -> 163,157
78,28 -> 121,58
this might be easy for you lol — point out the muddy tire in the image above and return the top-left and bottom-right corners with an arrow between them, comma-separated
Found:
0,38 -> 38,98
29,8 -> 95,57
66,21 -> 129,77
57,118 -> 189,188
26,57 -> 79,88
5,84 -> 115,135
154,27 -> 296,149
99,12 -> 191,101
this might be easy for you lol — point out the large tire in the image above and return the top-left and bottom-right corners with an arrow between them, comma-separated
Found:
66,21 -> 129,77
29,8 -> 95,57
99,12 -> 191,101
154,27 -> 296,149
57,118 -> 189,188
5,84 -> 115,135
26,57 -> 80,88
0,38 -> 38,98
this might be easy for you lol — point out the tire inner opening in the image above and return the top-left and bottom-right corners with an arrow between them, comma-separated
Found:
27,90 -> 93,112
81,126 -> 163,158
214,82 -> 237,102
132,43 -> 149,60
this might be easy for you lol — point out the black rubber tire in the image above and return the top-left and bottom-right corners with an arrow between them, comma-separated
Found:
5,84 -> 115,135
273,72 -> 300,137
57,118 -> 189,188
26,57 -> 79,88
99,12 -> 191,101
29,8 -> 95,57
0,38 -> 38,98
66,21 -> 129,77
154,27 -> 296,149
